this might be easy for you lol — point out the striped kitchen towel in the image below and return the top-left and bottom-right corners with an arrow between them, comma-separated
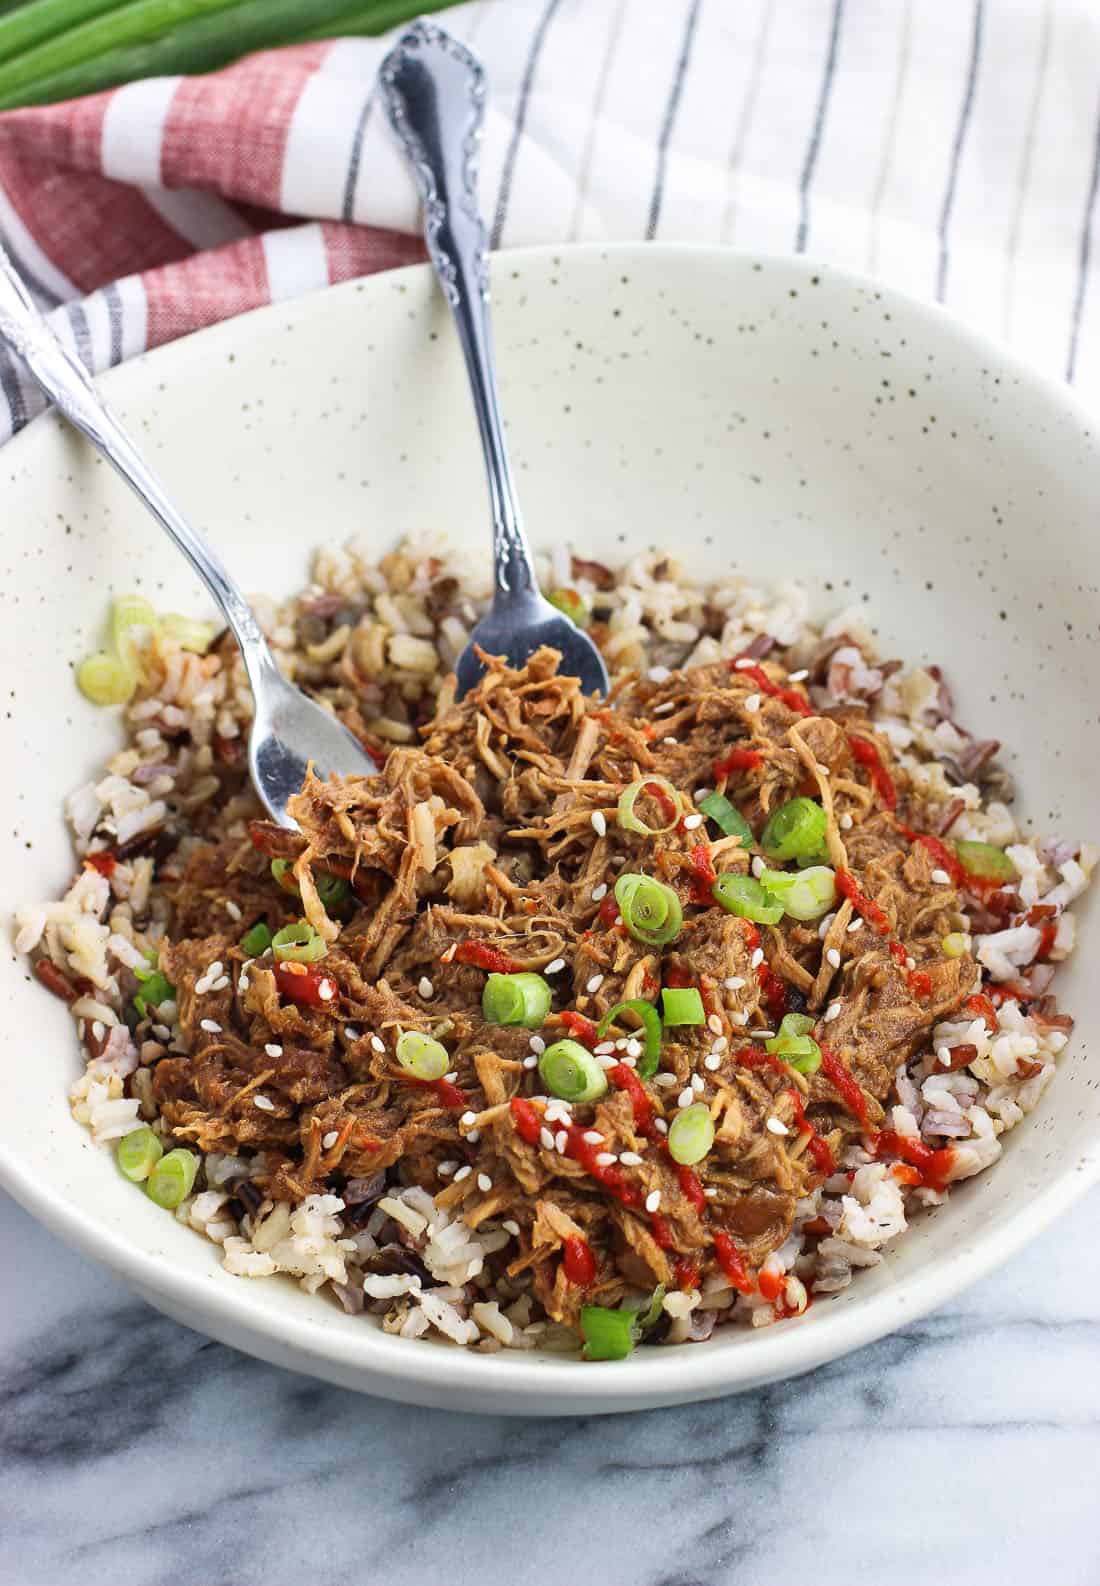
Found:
1,0 -> 1100,443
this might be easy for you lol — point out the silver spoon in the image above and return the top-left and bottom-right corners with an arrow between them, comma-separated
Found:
379,21 -> 609,701
0,249 -> 378,829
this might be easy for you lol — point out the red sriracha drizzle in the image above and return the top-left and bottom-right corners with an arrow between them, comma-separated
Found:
274,961 -> 338,1008
873,1129 -> 954,1191
847,733 -> 897,811
712,745 -> 764,780
674,1258 -> 700,1291
562,1234 -> 597,1286
899,827 -> 964,885
712,1231 -> 755,1295
817,1045 -> 868,1122
429,1077 -> 468,1110
85,850 -> 117,878
688,844 -> 718,905
560,1010 -> 599,1047
609,1063 -> 656,1135
563,1123 -> 641,1207
785,1087 -> 836,1177
453,941 -> 523,973
728,658 -> 814,717
597,894 -> 621,928
643,780 -> 680,824
757,964 -> 789,1020
509,1097 -> 541,1146
836,869 -> 890,935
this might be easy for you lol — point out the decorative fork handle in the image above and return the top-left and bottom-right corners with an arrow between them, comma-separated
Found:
379,21 -> 537,602
0,244 -> 275,683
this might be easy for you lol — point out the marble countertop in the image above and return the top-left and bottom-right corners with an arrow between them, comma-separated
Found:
2,1188 -> 1098,1586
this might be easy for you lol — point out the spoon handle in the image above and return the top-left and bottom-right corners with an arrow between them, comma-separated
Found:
0,246 -> 276,688
379,21 -> 537,603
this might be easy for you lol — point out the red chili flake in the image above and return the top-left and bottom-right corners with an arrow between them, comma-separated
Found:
688,843 -> 718,906
407,1076 -> 468,1109
675,1164 -> 707,1214
663,963 -> 695,989
734,1046 -> 791,1079
560,1010 -> 599,1047
84,849 -> 117,879
888,940 -> 909,969
757,1267 -> 784,1303
733,918 -> 761,952
836,868 -> 890,934
757,964 -> 789,1021
562,1234 -> 597,1287
649,1213 -> 675,1249
965,992 -> 999,1031
873,1128 -> 954,1191
273,961 -> 338,1008
644,779 -> 680,824
509,1096 -> 541,1146
597,894 -> 621,929
609,1063 -> 656,1136
817,1045 -> 868,1122
712,745 -> 764,780
728,658 -> 814,717
673,1258 -> 700,1291
847,733 -> 897,811
785,1086 -> 837,1177
453,941 -> 523,974
712,1231 -> 755,1295
907,968 -> 933,999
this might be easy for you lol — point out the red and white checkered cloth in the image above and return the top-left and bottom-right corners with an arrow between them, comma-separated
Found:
2,0 -> 1100,441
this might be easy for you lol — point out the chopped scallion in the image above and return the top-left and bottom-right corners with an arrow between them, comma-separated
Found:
766,1012 -> 822,1073
954,840 -> 1017,882
759,865 -> 837,921
116,1126 -> 163,1183
614,873 -> 684,946
539,1039 -> 609,1103
617,777 -> 683,837
315,870 -> 350,909
146,1148 -> 198,1210
271,920 -> 327,964
133,969 -> 175,1019
667,1103 -> 715,1165
77,651 -> 135,706
240,921 -> 273,956
660,987 -> 705,1026
395,1029 -> 450,1081
711,873 -> 784,924
696,791 -> 754,847
482,971 -> 552,1029
760,797 -> 828,864
597,999 -> 662,1079
547,587 -> 590,627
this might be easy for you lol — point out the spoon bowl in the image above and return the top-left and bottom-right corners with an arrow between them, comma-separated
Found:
455,589 -> 610,697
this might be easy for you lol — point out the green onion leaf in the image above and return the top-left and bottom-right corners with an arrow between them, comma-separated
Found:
597,1000 -> 662,1079
580,1304 -> 640,1360
240,921 -> 273,957
539,1039 -> 609,1103
161,613 -> 216,653
759,865 -> 837,921
482,972 -> 552,1029
614,873 -> 684,946
146,1148 -> 199,1210
954,840 -> 1017,882
711,873 -> 784,924
133,970 -> 175,1019
668,1103 -> 715,1165
116,1126 -> 163,1183
941,931 -> 971,958
660,987 -> 705,1026
395,1029 -> 450,1081
547,588 -> 590,628
617,777 -> 683,836
77,651 -> 135,706
634,1284 -> 667,1331
760,797 -> 828,864
270,858 -> 300,895
766,1013 -> 822,1074
315,870 -> 350,909
696,792 -> 754,847
271,920 -> 327,964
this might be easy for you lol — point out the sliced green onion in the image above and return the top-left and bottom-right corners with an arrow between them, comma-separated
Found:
271,920 -> 327,963
614,873 -> 684,946
954,840 -> 1017,882
77,651 -> 135,705
617,777 -> 683,836
483,972 -> 552,1029
941,931 -> 971,958
760,798 -> 828,864
660,987 -> 705,1026
116,1126 -> 163,1183
668,1103 -> 715,1165
766,1013 -> 822,1074
315,870 -> 350,909
162,613 -> 216,653
712,873 -> 784,924
146,1148 -> 199,1210
759,865 -> 837,922
271,858 -> 299,895
580,1304 -> 640,1361
696,792 -> 754,847
395,1029 -> 450,1081
240,921 -> 273,957
539,1039 -> 609,1103
597,1000 -> 662,1080
133,969 -> 175,1019
547,588 -> 590,628
635,1284 -> 667,1331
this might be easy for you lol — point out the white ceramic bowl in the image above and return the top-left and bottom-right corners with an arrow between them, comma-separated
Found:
2,244 -> 1098,1415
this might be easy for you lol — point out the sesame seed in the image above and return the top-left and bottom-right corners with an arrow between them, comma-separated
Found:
751,1029 -> 775,1040
825,1002 -> 842,1022
466,1129 -> 480,1144
264,1042 -> 283,1057
734,657 -> 755,671
545,957 -> 566,975
318,981 -> 334,1001
713,1035 -> 728,1052
615,1037 -> 628,1049
591,882 -> 608,901
931,868 -> 951,885
847,917 -> 862,933
655,1071 -> 677,1085
816,762 -> 830,777
594,1041 -> 616,1056
254,1095 -> 274,1112
691,1074 -> 705,1093
225,900 -> 242,921
555,1130 -> 569,1154
540,1127 -> 556,1151
647,665 -> 671,682
437,1160 -> 458,1177
652,701 -> 676,716
591,811 -> 607,837
750,948 -> 764,969
529,1034 -> 546,1053
733,1009 -> 751,1025
583,1130 -> 604,1144
238,976 -> 250,993
662,736 -> 679,746
906,956 -> 916,970
586,973 -> 605,994
322,1130 -> 339,1150
694,788 -> 712,803
418,976 -> 435,998
502,1219 -> 520,1235
619,1150 -> 643,1166
445,1071 -> 458,1083
207,961 -> 223,978
453,1165 -> 472,1182
677,1087 -> 695,1109
654,1118 -> 668,1134
344,1027 -> 360,1041
370,1035 -> 385,1053
744,693 -> 761,714
683,812 -> 704,830
625,1038 -> 642,1058
596,1054 -> 618,1070
707,1013 -> 723,1035
703,1186 -> 718,1198
826,948 -> 841,969
595,1152 -> 618,1166
620,1055 -> 637,1069
523,1054 -> 538,1069
704,1053 -> 722,1071
751,855 -> 766,878
214,975 -> 231,992
645,1190 -> 662,1213
477,1173 -> 493,1193
766,1117 -> 789,1136
460,1110 -> 478,1127
724,976 -> 746,991
200,1019 -> 222,1034
788,668 -> 809,682
839,812 -> 854,830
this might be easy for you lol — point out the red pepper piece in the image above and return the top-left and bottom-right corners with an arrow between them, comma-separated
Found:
560,1010 -> 599,1047
562,1234 -> 597,1286
873,1128 -> 954,1191
509,1096 -> 542,1145
673,1258 -> 700,1291
84,849 -> 117,878
675,1164 -> 707,1214
907,968 -> 933,999
712,745 -> 764,780
453,941 -> 523,973
757,1267 -> 784,1303
757,964 -> 789,1020
712,1231 -> 755,1294
836,868 -> 891,934
817,1045 -> 868,1122
273,961 -> 337,1008
609,1063 -> 656,1136
649,1213 -> 675,1249
846,733 -> 897,811
965,992 -> 999,1031
597,894 -> 621,928
728,658 -> 814,717
688,843 -> 718,906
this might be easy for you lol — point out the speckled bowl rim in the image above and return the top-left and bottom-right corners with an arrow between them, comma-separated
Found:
3,241 -> 1099,1415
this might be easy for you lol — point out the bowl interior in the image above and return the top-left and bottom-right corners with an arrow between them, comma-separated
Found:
2,244 -> 1099,1413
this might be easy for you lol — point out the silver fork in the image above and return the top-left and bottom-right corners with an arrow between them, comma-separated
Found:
379,21 -> 609,701
0,250 -> 378,828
